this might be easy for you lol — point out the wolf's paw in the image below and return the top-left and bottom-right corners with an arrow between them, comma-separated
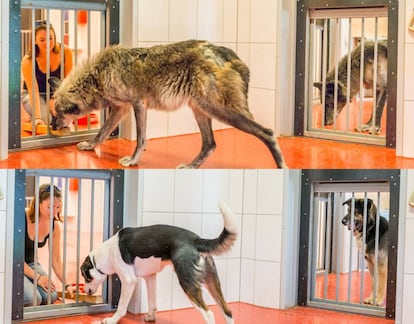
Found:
144,313 -> 156,322
77,141 -> 95,151
364,294 -> 375,305
102,317 -> 117,324
176,163 -> 196,169
119,156 -> 138,167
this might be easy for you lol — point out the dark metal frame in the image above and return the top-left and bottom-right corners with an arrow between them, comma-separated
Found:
8,0 -> 120,150
294,0 -> 398,148
298,169 -> 400,319
11,169 -> 124,322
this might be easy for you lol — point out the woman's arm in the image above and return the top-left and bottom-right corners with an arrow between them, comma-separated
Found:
21,56 -> 43,122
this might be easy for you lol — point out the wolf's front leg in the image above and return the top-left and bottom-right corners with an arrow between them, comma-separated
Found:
78,106 -> 130,152
119,104 -> 147,167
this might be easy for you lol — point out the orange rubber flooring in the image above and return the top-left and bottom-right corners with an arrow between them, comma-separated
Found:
2,129 -> 414,169
25,302 -> 393,324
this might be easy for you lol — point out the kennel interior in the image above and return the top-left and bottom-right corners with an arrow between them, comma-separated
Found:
298,169 -> 400,319
295,0 -> 398,148
8,0 -> 119,151
11,169 -> 124,321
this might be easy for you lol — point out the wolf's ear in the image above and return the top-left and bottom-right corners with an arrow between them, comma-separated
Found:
64,103 -> 81,115
313,82 -> 323,91
48,77 -> 62,91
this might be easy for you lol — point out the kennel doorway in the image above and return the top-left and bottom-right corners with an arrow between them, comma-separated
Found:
8,0 -> 119,151
298,169 -> 400,319
11,169 -> 124,322
295,0 -> 398,147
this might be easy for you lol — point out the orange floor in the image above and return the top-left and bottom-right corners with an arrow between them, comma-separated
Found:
2,129 -> 414,169
25,302 -> 393,324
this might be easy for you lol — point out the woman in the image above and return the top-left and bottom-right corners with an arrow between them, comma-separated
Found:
24,183 -> 74,306
21,20 -> 73,126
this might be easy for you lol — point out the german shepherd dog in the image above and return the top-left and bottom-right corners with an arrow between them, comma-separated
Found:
49,40 -> 286,168
314,41 -> 387,134
342,198 -> 389,306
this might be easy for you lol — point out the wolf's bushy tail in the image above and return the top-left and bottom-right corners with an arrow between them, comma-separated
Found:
195,201 -> 238,255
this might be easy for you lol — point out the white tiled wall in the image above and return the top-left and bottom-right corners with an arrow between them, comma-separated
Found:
401,0 -> 414,157
401,169 -> 414,323
134,169 -> 286,313
0,169 -> 7,323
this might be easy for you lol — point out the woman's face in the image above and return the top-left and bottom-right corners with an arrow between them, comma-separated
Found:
35,28 -> 56,53
39,197 -> 62,219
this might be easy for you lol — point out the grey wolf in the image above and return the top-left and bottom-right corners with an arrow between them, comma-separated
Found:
80,202 -> 237,324
342,198 -> 388,306
314,41 -> 387,134
49,40 -> 286,168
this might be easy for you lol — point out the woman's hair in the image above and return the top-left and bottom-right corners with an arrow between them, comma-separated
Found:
27,183 -> 63,223
26,21 -> 61,59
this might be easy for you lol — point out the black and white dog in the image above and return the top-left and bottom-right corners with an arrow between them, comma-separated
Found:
80,202 -> 237,324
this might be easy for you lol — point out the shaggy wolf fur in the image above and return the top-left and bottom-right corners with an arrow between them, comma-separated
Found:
49,40 -> 286,168
342,198 -> 389,306
314,41 -> 387,134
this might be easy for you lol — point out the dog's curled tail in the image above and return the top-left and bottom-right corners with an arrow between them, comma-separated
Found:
196,201 -> 238,256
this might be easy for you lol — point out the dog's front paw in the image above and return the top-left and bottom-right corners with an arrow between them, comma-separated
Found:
144,313 -> 156,322
77,141 -> 95,151
355,124 -> 380,134
102,317 -> 118,324
119,156 -> 138,167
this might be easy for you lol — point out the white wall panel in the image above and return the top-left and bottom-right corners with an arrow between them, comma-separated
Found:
240,259 -> 255,304
138,0 -> 169,42
0,211 -> 5,273
255,214 -> 282,262
169,0 -> 198,41
174,170 -> 203,213
254,261 -> 280,308
142,170 -> 175,212
257,170 -> 284,215
250,0 -> 277,43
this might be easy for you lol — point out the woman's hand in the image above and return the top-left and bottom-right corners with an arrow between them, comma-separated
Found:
35,118 -> 45,126
37,275 -> 56,292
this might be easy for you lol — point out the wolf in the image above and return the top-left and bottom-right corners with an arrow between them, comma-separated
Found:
49,40 -> 286,168
342,198 -> 389,306
314,41 -> 387,134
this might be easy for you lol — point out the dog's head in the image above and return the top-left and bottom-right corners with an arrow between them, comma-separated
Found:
49,77 -> 82,130
80,254 -> 107,295
342,198 -> 376,236
313,81 -> 347,125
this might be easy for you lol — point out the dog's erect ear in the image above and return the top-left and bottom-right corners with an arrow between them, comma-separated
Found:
342,198 -> 352,206
313,82 -> 323,91
64,103 -> 81,115
366,198 -> 373,210
48,77 -> 62,91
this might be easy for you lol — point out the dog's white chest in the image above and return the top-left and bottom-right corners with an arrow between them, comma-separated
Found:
133,256 -> 163,276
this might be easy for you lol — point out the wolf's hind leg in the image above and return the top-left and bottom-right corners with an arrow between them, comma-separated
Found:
177,107 -> 216,169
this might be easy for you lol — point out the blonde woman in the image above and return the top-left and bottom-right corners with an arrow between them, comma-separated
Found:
21,20 -> 73,125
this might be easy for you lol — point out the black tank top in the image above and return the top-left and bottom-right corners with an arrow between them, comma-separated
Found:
25,215 -> 55,264
23,60 -> 62,99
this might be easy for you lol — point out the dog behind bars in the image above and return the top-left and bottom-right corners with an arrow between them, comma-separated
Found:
342,198 -> 389,306
314,40 -> 387,134
49,40 -> 286,168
